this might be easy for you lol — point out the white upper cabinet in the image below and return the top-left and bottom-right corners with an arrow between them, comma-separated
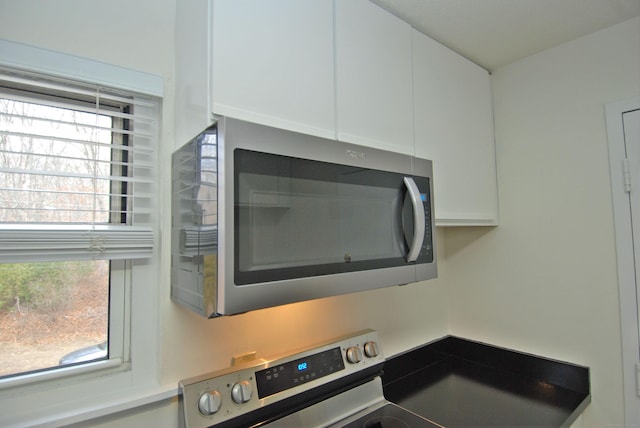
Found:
412,29 -> 498,226
335,0 -> 414,154
212,0 -> 336,140
174,0 -> 212,145
174,0 -> 498,226
175,0 -> 335,143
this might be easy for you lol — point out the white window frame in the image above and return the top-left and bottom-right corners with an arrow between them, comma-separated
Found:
0,39 -> 168,428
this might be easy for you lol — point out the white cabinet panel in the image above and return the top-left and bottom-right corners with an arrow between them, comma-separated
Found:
412,29 -> 498,226
335,0 -> 414,154
174,1 -> 498,226
212,0 -> 335,139
174,0 -> 213,145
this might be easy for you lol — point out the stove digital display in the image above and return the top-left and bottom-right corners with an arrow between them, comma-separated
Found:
255,347 -> 345,399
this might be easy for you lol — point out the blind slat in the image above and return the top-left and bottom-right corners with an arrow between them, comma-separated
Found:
0,186 -> 152,198
0,149 -> 154,169
0,107 -> 154,130
0,97 -> 155,124
0,144 -> 152,167
0,167 -> 154,184
0,125 -> 154,142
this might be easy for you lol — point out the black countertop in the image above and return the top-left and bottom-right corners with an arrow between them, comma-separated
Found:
382,336 -> 590,427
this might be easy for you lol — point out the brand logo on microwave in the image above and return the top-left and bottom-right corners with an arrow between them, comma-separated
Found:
346,149 -> 365,159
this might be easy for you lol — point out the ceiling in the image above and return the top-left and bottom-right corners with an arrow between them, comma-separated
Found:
371,0 -> 640,71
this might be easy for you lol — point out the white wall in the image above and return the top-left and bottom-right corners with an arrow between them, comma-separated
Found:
447,16 -> 640,426
159,231 -> 449,385
0,0 -> 175,77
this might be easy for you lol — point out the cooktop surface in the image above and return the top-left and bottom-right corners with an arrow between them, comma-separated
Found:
382,336 -> 590,427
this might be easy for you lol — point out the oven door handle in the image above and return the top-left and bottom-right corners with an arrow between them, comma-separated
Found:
403,177 -> 426,263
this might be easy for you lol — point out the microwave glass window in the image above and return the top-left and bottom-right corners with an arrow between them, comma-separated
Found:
237,172 -> 403,268
234,149 -> 430,285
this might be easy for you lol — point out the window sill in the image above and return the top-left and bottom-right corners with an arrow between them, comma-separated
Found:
0,358 -> 123,390
18,385 -> 178,428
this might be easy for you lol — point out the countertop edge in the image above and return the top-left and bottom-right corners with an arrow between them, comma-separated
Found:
561,395 -> 591,428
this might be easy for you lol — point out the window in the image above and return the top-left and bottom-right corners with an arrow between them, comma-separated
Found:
0,69 -> 157,380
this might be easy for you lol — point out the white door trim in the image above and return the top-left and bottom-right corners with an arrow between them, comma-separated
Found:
606,95 -> 640,426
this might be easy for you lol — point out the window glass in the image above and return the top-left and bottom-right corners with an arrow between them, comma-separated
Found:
0,260 -> 108,376
0,87 -> 123,377
0,97 -> 113,223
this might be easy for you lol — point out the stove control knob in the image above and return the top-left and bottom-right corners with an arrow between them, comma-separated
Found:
346,346 -> 362,364
231,380 -> 253,404
198,390 -> 222,416
364,341 -> 378,358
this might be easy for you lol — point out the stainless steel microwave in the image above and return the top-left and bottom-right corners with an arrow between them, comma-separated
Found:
171,117 -> 437,317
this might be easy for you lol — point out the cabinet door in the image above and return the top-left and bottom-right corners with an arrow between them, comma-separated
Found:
175,0 -> 213,145
335,0 -> 414,154
412,29 -> 498,226
212,0 -> 335,139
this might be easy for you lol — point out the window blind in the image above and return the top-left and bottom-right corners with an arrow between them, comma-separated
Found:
0,68 -> 157,262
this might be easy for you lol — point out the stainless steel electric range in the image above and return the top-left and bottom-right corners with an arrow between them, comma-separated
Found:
179,329 -> 441,428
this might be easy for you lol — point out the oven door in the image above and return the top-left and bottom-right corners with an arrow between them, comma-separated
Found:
233,148 -> 433,286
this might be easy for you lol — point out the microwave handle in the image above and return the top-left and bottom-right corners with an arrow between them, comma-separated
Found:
403,177 -> 426,263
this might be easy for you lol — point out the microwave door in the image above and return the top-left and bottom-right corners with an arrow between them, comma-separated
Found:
234,149 -> 422,286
